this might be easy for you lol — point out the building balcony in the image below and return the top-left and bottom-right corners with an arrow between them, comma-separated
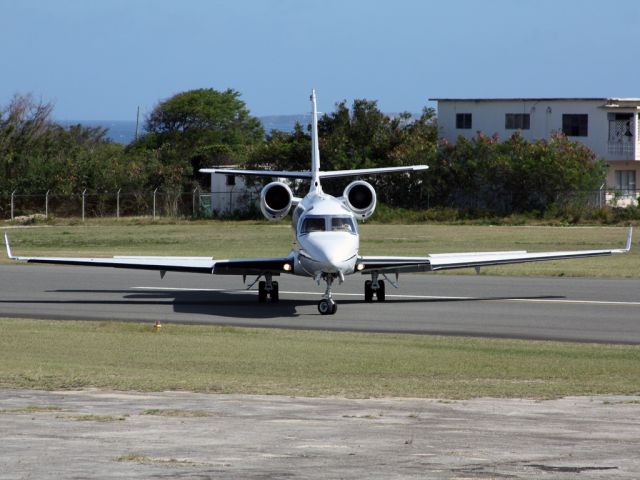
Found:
608,118 -> 640,160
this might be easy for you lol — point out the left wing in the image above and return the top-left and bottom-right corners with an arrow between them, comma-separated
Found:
358,227 -> 632,273
4,234 -> 293,276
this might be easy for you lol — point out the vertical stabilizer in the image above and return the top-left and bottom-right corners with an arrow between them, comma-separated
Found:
310,89 -> 322,193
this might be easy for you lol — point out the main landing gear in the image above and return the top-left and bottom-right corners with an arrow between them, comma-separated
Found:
257,273 -> 279,303
364,272 -> 385,302
318,273 -> 338,315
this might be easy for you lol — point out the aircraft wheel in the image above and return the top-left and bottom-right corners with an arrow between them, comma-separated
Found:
270,281 -> 279,302
376,280 -> 385,302
258,281 -> 267,303
364,280 -> 373,302
318,298 -> 336,315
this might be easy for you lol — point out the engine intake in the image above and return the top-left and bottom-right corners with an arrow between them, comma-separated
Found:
260,181 -> 293,221
343,181 -> 376,220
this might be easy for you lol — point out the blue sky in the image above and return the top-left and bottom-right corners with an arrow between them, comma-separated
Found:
2,0 -> 638,121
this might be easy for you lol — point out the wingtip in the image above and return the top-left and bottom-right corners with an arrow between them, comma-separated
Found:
4,232 -> 13,259
615,225 -> 633,253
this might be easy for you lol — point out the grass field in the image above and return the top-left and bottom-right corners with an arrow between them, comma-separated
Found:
2,220 -> 637,278
2,221 -> 638,399
1,318 -> 639,399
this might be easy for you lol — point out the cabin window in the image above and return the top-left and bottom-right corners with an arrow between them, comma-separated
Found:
225,175 -> 236,186
300,216 -> 326,234
331,217 -> 356,233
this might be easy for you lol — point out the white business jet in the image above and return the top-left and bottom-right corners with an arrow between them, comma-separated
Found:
4,90 -> 632,315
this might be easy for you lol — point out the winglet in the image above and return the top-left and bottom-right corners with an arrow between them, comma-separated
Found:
625,225 -> 633,252
613,225 -> 633,254
4,232 -> 15,259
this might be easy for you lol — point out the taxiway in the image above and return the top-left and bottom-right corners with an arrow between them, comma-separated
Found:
1,264 -> 639,343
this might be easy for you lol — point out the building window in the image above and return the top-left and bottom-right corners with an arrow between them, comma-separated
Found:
456,113 -> 472,129
615,170 -> 636,195
505,113 -> 530,130
562,114 -> 588,137
225,174 -> 236,186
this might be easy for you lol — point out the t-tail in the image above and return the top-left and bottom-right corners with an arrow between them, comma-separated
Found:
310,89 -> 322,193
199,89 -> 429,220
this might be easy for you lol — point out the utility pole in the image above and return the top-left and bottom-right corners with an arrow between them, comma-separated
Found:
134,106 -> 140,141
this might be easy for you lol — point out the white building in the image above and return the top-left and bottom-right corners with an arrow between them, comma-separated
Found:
207,167 -> 260,216
431,97 -> 640,203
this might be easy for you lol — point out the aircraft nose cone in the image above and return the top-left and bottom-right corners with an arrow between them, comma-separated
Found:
301,233 -> 358,274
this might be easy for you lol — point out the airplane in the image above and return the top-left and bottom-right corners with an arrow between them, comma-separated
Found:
3,90 -> 633,315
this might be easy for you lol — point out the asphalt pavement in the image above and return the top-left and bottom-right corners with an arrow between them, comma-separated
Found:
1,264 -> 640,343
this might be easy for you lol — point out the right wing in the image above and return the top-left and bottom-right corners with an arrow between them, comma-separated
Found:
358,226 -> 632,274
4,234 -> 293,276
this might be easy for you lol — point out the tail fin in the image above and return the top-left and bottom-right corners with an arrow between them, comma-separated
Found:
310,89 -> 321,192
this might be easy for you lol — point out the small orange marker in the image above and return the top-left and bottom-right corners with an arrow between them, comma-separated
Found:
154,320 -> 162,331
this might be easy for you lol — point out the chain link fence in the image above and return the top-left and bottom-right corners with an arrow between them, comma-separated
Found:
0,190 -> 260,221
0,188 -> 636,221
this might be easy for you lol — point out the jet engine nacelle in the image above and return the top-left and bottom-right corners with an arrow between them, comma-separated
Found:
343,180 -> 376,220
260,181 -> 293,221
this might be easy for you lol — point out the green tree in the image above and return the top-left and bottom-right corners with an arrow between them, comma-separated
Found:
0,94 -> 128,195
437,132 -> 606,214
141,88 -> 264,191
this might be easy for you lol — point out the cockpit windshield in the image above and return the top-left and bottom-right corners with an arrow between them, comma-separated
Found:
300,215 -> 357,235
331,216 -> 356,233
301,216 -> 326,234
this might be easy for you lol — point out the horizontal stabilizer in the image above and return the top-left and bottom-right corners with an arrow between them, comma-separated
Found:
200,168 -> 312,179
200,165 -> 428,179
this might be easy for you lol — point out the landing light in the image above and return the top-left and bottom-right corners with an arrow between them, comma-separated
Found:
356,263 -> 365,271
283,263 -> 292,272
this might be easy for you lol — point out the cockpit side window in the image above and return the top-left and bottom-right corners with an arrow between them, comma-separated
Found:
331,216 -> 357,234
301,216 -> 326,234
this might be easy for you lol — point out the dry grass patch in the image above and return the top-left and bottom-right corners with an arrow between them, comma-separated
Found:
1,318 -> 639,399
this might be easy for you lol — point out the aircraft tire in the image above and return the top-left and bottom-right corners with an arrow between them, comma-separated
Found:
318,299 -> 336,315
258,281 -> 267,303
376,280 -> 385,302
364,280 -> 373,302
271,281 -> 279,302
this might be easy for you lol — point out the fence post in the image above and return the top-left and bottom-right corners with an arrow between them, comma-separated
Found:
153,188 -> 158,220
116,188 -> 121,219
45,190 -> 50,219
192,187 -> 199,218
81,189 -> 87,222
10,189 -> 16,221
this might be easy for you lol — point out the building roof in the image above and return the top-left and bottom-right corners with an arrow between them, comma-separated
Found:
429,97 -> 640,104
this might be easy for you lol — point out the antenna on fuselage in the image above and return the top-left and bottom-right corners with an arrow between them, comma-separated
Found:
310,89 -> 322,193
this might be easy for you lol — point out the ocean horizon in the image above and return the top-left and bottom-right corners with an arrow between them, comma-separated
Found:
58,115 -> 309,144
59,112 -> 417,144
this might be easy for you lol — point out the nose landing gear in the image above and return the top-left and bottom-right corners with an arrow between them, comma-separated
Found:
318,298 -> 337,315
318,273 -> 338,315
